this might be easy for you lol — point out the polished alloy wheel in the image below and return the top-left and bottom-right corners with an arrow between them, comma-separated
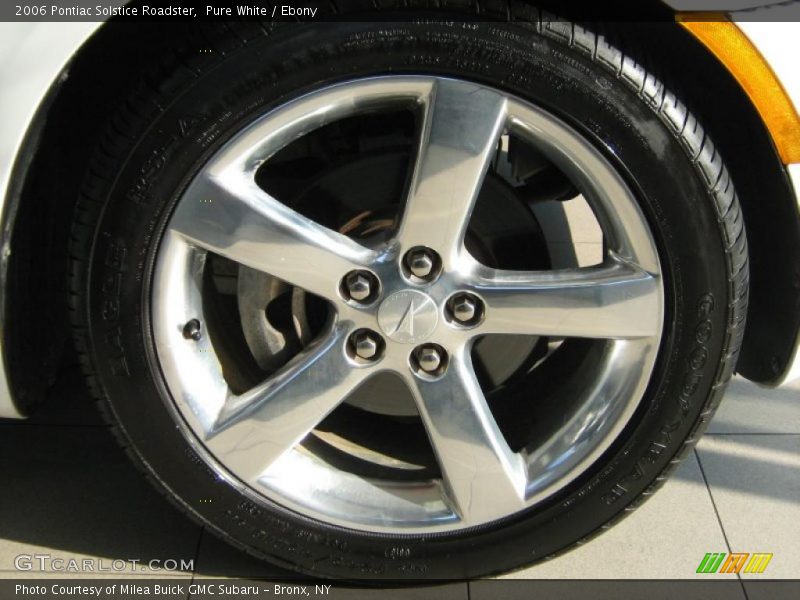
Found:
152,76 -> 664,533
71,17 -> 748,578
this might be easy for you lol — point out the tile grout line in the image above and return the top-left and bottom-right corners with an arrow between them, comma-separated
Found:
0,422 -> 110,428
704,432 -> 800,436
694,448 -> 749,600
187,526 -> 205,599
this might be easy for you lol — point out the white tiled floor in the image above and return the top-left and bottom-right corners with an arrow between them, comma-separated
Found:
501,376 -> 800,581
502,454 -> 736,580
0,372 -> 798,592
695,436 -> 800,579
0,424 -> 199,580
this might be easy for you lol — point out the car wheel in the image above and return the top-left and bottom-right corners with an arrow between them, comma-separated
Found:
70,15 -> 748,579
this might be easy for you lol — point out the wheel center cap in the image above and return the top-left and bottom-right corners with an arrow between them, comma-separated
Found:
377,290 -> 438,344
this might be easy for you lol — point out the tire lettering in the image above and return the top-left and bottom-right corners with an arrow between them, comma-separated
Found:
602,294 -> 715,505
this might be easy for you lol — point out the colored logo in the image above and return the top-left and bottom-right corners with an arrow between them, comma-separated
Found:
696,552 -> 773,574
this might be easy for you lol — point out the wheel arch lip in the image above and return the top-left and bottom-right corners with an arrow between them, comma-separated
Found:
1,16 -> 800,420
0,23 -> 100,418
768,163 -> 800,388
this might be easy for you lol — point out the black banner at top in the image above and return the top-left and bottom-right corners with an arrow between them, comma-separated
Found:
3,0 -> 800,23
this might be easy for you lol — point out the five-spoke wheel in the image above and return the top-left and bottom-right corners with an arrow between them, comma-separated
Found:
153,77 -> 663,531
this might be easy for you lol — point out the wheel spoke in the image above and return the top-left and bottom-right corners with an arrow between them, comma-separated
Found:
407,347 -> 527,524
396,79 -> 507,264
204,323 -> 369,482
170,173 -> 378,301
466,256 -> 661,339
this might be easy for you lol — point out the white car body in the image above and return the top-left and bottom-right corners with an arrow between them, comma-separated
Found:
0,14 -> 798,418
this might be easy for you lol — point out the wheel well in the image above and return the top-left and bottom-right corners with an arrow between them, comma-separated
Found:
5,15 -> 798,413
4,22 -> 186,413
602,22 -> 800,383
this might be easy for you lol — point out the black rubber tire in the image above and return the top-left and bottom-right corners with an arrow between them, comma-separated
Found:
69,12 -> 748,581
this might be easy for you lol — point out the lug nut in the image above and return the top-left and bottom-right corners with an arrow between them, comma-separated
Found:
447,293 -> 484,327
403,247 -> 440,281
407,248 -> 434,278
343,270 -> 378,303
346,272 -> 371,301
350,330 -> 383,361
412,344 -> 448,376
417,346 -> 442,372
182,318 -> 202,341
453,296 -> 477,323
